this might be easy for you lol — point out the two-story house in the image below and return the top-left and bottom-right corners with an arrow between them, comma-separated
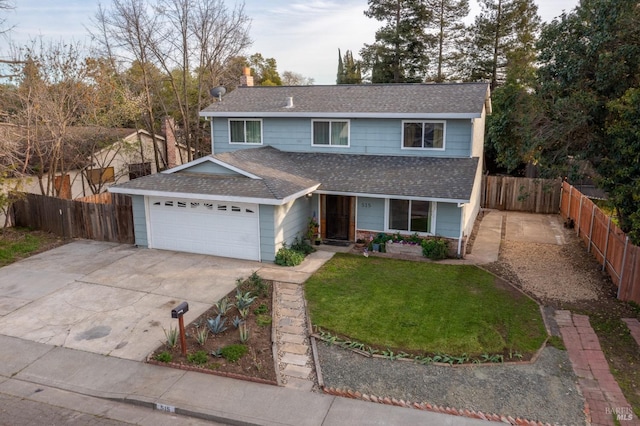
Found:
109,82 -> 491,262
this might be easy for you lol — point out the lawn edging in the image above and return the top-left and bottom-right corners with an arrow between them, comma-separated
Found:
321,386 -> 555,426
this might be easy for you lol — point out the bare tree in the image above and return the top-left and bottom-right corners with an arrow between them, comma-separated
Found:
91,0 -> 165,171
281,71 -> 314,86
93,0 -> 252,162
6,40 -> 93,197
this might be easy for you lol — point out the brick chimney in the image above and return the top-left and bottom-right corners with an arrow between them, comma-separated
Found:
162,116 -> 177,169
239,67 -> 254,87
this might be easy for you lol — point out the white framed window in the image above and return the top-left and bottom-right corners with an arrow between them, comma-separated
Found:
312,120 -> 350,147
229,119 -> 262,144
402,121 -> 445,150
388,199 -> 433,234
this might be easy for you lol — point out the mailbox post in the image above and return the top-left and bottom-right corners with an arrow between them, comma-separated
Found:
171,302 -> 189,356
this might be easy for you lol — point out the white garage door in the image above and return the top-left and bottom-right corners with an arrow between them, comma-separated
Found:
148,197 -> 260,261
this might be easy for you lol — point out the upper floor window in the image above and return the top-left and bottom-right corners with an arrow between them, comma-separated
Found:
229,119 -> 262,144
402,121 -> 445,150
312,120 -> 349,147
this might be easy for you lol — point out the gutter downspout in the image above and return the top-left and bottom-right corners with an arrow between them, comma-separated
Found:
457,203 -> 464,257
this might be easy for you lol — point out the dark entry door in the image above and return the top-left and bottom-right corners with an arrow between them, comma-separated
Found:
326,195 -> 350,240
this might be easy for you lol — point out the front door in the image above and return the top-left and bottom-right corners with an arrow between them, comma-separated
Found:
325,195 -> 351,240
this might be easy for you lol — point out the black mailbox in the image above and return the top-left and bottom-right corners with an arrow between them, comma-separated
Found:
171,302 -> 189,318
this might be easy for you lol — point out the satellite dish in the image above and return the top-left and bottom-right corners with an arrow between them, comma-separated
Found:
210,86 -> 226,101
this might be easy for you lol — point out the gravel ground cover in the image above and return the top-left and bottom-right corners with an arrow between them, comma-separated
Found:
317,344 -> 584,425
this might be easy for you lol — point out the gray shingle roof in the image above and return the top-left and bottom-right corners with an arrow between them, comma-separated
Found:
200,83 -> 490,118
112,146 -> 479,203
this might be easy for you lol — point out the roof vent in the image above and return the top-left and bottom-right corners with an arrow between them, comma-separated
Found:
285,96 -> 294,108
210,86 -> 226,101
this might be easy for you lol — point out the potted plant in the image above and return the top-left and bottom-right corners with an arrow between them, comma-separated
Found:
315,235 -> 322,246
307,216 -> 319,244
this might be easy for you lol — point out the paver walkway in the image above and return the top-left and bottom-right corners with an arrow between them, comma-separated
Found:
274,281 -> 315,391
555,310 -> 638,426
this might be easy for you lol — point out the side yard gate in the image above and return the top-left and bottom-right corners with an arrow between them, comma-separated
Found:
12,192 -> 134,244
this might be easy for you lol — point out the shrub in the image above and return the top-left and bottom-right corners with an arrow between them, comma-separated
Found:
254,303 -> 268,315
220,344 -> 248,363
290,236 -> 315,255
247,271 -> 269,297
154,351 -> 173,363
256,314 -> 272,327
421,238 -> 449,260
275,246 -> 305,266
187,350 -> 209,365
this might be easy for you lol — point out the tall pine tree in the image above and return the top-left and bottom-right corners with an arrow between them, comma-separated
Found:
465,0 -> 540,89
425,0 -> 469,82
360,0 -> 433,83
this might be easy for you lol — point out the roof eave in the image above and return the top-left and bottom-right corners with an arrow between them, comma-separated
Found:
199,111 -> 481,119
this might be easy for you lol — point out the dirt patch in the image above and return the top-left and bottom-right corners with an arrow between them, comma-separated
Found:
148,279 -> 278,384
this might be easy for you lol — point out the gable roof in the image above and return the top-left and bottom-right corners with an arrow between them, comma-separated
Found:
110,146 -> 478,204
200,83 -> 491,119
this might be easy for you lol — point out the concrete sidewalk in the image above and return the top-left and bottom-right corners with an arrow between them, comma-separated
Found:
0,334 -> 491,425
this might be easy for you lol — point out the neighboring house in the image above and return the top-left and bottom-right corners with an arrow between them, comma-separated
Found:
110,81 -> 491,262
2,120 -> 188,200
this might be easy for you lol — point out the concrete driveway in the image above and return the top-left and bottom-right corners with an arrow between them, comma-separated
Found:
0,240 -> 261,361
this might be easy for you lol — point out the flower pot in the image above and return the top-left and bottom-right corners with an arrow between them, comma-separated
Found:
372,243 -> 380,252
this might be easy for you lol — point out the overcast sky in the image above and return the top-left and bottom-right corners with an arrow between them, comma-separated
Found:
3,0 -> 579,84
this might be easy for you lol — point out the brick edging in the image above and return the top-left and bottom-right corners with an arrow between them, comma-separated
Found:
321,386 -> 553,426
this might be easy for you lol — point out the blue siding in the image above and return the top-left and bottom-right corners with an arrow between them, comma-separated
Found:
276,196 -> 314,246
259,205 -> 275,262
212,117 -> 472,157
181,161 -> 240,175
132,195 -> 148,247
435,202 -> 462,238
357,197 -> 385,231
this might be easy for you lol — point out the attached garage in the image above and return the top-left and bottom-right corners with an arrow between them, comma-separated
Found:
148,197 -> 260,261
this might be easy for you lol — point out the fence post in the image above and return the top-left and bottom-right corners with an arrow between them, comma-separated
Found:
602,216 -> 611,272
576,195 -> 583,237
567,185 -> 572,219
617,236 -> 629,299
588,204 -> 596,253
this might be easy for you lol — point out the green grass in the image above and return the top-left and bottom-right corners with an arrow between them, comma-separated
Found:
305,253 -> 546,357
0,230 -> 45,267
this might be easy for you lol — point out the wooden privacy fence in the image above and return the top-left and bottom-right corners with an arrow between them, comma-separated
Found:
560,181 -> 640,304
12,192 -> 134,244
482,175 -> 562,213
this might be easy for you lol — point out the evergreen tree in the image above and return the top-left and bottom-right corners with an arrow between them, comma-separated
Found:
248,53 -> 282,86
425,0 -> 469,82
337,49 -> 345,84
465,0 -> 540,89
535,0 -> 640,242
360,0 -> 434,83
337,49 -> 363,84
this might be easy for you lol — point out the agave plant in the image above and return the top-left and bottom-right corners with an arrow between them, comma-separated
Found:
206,314 -> 228,335
235,290 -> 257,310
214,297 -> 231,315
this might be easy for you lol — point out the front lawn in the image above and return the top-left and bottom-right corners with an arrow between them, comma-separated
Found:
305,253 -> 546,358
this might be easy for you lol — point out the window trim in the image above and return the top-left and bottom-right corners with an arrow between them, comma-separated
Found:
401,120 -> 446,151
385,199 -> 436,235
228,119 -> 263,145
311,119 -> 351,148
